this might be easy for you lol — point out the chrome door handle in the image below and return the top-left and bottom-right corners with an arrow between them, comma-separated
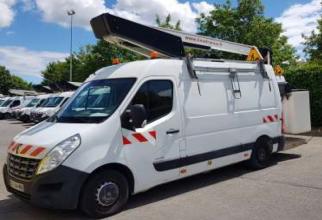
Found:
166,129 -> 180,134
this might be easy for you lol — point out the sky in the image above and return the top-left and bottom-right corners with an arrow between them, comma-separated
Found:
0,0 -> 321,84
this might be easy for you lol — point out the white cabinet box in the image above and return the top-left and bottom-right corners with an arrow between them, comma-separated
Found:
283,90 -> 311,134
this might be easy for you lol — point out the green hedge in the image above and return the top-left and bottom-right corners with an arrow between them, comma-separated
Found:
284,63 -> 322,126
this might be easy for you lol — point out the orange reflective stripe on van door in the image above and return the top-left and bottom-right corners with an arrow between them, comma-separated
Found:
122,136 -> 132,145
148,130 -> 157,139
122,130 -> 157,146
132,133 -> 148,142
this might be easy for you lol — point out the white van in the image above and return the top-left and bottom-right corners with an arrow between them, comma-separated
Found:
0,96 -> 34,119
0,97 -> 8,106
3,58 -> 284,216
12,97 -> 37,119
3,13 -> 284,218
31,92 -> 73,123
19,94 -> 51,123
0,97 -> 15,119
30,95 -> 52,122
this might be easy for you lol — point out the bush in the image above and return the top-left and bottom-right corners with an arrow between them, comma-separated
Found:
284,63 -> 322,126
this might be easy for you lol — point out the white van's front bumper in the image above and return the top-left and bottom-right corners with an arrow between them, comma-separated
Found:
3,161 -> 88,209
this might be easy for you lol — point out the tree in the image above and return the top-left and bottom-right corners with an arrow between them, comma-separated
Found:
156,14 -> 181,30
42,40 -> 141,84
0,66 -> 12,95
10,75 -> 33,90
196,0 -> 297,65
303,15 -> 322,63
285,62 -> 322,126
41,61 -> 70,85
0,65 -> 33,95
272,36 -> 298,67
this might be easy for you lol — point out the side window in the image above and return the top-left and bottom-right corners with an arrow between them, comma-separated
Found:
11,100 -> 20,107
131,80 -> 173,123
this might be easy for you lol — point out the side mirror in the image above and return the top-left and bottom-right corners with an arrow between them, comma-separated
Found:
130,104 -> 147,128
121,104 -> 147,130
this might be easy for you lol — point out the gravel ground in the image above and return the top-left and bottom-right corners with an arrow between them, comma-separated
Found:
0,119 -> 322,220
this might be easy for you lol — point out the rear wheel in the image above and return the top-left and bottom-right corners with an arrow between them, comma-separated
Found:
80,170 -> 129,218
248,137 -> 273,169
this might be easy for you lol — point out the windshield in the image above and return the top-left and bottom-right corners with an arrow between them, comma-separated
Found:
1,99 -> 13,107
26,98 -> 40,107
38,98 -> 48,107
53,78 -> 136,123
0,100 -> 4,106
43,97 -> 64,107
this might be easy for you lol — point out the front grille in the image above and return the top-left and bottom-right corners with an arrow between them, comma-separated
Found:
7,154 -> 40,180
34,112 -> 44,121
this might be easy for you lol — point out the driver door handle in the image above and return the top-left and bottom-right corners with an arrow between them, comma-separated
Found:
166,129 -> 180,134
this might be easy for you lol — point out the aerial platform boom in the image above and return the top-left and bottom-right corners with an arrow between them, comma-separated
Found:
90,13 -> 270,79
90,13 -> 263,60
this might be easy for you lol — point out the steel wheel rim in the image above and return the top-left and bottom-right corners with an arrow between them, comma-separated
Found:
257,147 -> 267,162
96,182 -> 120,207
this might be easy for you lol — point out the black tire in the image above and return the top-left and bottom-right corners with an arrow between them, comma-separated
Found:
22,116 -> 30,123
80,170 -> 129,218
4,113 -> 10,119
248,137 -> 273,170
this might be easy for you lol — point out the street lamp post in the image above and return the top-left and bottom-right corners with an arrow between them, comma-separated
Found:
67,9 -> 75,82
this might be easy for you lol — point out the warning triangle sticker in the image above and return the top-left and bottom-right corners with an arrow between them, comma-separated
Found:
246,47 -> 262,61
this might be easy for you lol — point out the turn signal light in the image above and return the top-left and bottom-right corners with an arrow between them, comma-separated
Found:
112,58 -> 121,64
150,51 -> 159,59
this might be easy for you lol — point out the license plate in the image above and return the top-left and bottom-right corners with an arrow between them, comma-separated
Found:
9,179 -> 24,192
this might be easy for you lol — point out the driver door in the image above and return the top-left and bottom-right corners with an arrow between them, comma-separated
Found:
121,78 -> 184,183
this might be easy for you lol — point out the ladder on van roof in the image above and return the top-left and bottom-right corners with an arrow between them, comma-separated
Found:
90,13 -> 270,79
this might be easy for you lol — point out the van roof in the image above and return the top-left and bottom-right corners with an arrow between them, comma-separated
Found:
87,58 -> 265,82
59,91 -> 74,97
37,94 -> 51,99
89,59 -> 185,81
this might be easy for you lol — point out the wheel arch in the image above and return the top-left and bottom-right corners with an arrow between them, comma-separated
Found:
254,134 -> 274,154
255,134 -> 271,143
83,163 -> 135,195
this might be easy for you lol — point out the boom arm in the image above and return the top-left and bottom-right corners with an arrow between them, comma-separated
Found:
90,13 -> 269,79
156,27 -> 262,58
90,13 -> 263,59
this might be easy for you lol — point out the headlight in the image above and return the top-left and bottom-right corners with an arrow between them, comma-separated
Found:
36,134 -> 81,175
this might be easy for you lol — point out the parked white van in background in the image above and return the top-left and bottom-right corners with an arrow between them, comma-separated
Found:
11,97 -> 37,119
0,97 -> 14,119
0,97 -> 8,106
3,13 -> 285,218
19,94 -> 51,123
31,92 -> 73,123
0,96 -> 34,119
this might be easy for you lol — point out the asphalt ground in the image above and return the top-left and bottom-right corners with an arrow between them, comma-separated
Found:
0,119 -> 322,220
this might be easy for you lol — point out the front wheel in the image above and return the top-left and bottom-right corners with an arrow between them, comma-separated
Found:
4,113 -> 10,119
80,170 -> 129,218
247,137 -> 273,170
